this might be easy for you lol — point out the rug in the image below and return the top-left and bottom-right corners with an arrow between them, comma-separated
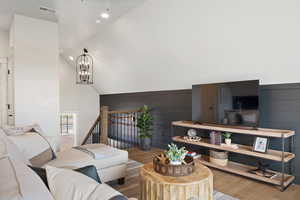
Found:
112,159 -> 239,200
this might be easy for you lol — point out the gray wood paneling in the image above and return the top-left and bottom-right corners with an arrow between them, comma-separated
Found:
100,90 -> 192,148
100,83 -> 300,184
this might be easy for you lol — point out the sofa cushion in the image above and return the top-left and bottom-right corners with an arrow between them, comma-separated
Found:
46,166 -> 125,200
0,156 -> 54,200
8,131 -> 56,167
46,144 -> 128,170
0,156 -> 22,200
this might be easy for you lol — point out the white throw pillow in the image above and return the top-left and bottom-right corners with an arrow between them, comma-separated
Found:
0,129 -> 30,165
2,124 -> 44,136
46,166 -> 123,200
8,132 -> 56,167
0,156 -> 54,200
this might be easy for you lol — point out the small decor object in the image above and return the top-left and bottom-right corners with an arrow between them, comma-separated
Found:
186,151 -> 201,159
253,137 -> 269,153
76,48 -> 93,84
223,132 -> 232,145
220,143 -> 239,149
153,144 -> 195,176
137,105 -> 153,151
187,129 -> 197,137
183,135 -> 201,142
165,143 -> 188,165
210,131 -> 222,145
209,150 -> 228,166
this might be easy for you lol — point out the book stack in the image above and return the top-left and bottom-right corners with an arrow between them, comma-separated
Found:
187,151 -> 201,159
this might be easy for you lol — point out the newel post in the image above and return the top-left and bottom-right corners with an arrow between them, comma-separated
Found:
100,106 -> 109,144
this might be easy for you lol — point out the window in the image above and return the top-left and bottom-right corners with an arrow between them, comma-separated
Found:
60,113 -> 75,135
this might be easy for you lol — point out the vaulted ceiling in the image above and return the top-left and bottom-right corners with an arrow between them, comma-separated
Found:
0,0 -> 146,52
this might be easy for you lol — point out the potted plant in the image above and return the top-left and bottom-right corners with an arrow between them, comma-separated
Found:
223,132 -> 232,145
137,105 -> 153,151
165,143 -> 188,165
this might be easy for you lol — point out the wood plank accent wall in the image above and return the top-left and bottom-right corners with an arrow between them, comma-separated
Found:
100,83 -> 300,184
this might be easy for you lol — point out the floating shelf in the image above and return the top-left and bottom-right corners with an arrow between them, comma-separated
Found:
173,136 -> 295,162
198,156 -> 295,187
172,121 -> 295,138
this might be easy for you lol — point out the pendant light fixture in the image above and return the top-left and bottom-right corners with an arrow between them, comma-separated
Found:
76,48 -> 93,84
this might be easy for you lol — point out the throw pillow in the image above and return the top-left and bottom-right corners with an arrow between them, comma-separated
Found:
29,165 -> 102,189
2,124 -> 42,136
46,166 -> 126,200
0,129 -> 30,165
8,131 -> 56,167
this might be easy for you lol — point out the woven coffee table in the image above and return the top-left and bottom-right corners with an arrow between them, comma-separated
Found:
140,160 -> 213,200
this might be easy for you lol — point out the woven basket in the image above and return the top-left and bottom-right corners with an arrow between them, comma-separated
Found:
153,154 -> 195,177
209,150 -> 228,166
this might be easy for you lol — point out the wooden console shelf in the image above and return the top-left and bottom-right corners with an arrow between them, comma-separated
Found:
172,121 -> 295,138
173,136 -> 295,162
198,156 -> 295,187
171,120 -> 296,191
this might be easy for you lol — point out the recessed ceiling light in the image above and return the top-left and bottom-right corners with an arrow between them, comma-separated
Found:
69,56 -> 74,61
96,19 -> 101,24
101,12 -> 110,19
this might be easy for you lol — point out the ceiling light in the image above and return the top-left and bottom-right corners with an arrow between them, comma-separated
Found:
96,19 -> 101,24
76,48 -> 94,85
101,12 -> 110,19
69,56 -> 74,61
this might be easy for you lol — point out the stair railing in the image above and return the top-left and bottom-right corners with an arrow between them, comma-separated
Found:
82,106 -> 141,150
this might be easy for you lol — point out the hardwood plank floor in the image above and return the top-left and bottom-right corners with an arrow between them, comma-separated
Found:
112,148 -> 300,200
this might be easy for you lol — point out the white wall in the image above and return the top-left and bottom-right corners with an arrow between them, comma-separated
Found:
59,57 -> 99,145
11,15 -> 60,138
80,0 -> 300,94
0,30 -> 8,57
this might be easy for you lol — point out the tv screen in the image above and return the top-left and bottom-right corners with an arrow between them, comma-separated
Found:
192,80 -> 259,127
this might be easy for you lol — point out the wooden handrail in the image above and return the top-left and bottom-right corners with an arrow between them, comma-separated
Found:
81,114 -> 101,145
108,109 -> 140,114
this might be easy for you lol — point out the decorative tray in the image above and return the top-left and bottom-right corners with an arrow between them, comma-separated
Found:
153,154 -> 195,177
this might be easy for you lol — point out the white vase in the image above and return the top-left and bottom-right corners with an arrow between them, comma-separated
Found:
170,160 -> 182,165
225,138 -> 231,145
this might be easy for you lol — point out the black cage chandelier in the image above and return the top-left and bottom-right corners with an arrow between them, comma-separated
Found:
76,48 -> 93,84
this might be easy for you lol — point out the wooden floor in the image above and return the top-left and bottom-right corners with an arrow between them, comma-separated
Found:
113,148 -> 300,200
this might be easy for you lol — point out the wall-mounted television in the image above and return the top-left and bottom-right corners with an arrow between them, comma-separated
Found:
192,80 -> 259,127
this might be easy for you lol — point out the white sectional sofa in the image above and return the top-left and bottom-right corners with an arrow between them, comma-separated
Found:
0,128 -> 133,200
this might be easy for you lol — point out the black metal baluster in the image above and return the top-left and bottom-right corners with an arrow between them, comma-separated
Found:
130,113 -> 132,148
117,113 -> 119,149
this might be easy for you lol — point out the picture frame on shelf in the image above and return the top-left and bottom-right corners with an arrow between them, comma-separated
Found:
253,137 -> 269,153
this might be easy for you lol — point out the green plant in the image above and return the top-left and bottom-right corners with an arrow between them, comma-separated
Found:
137,105 -> 153,138
165,143 -> 188,162
223,132 -> 232,139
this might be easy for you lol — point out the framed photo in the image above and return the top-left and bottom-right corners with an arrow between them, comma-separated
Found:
253,137 -> 269,153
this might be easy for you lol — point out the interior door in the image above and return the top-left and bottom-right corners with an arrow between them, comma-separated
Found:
0,59 -> 8,126
7,56 -> 15,126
